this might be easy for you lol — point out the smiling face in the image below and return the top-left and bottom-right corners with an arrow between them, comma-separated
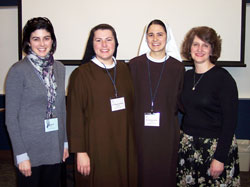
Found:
191,35 -> 212,65
146,24 -> 167,57
29,29 -> 53,58
93,29 -> 115,65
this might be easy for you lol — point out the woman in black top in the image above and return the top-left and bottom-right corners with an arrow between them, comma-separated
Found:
176,26 -> 240,186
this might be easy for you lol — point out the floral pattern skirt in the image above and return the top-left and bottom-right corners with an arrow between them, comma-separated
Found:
176,132 -> 240,187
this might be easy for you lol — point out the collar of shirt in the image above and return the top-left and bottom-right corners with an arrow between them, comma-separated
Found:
146,52 -> 169,63
91,56 -> 117,69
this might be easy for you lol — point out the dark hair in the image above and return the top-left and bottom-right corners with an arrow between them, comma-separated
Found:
181,26 -> 221,64
82,24 -> 119,64
22,17 -> 57,54
146,19 -> 167,34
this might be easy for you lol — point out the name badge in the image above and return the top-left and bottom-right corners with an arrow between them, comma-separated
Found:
144,112 -> 160,127
110,97 -> 126,111
44,118 -> 59,132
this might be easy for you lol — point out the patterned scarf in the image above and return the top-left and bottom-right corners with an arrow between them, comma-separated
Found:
27,50 -> 57,119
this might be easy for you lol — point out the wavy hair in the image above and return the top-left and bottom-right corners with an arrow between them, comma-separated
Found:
181,26 -> 221,64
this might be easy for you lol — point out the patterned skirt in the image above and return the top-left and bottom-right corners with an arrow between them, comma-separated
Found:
176,132 -> 240,187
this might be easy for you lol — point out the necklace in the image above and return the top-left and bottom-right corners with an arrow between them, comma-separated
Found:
192,72 -> 204,91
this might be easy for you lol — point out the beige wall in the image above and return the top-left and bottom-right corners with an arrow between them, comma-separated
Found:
0,7 -> 18,94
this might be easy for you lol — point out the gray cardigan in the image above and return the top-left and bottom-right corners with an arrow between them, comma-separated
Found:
5,57 -> 67,167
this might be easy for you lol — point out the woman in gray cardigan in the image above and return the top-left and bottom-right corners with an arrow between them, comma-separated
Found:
5,17 -> 68,187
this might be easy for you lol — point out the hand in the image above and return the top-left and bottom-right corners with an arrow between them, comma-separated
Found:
209,159 -> 224,179
18,160 -> 32,177
77,152 -> 90,176
63,148 -> 69,162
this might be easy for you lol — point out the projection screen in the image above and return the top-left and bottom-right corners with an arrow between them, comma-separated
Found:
20,0 -> 246,66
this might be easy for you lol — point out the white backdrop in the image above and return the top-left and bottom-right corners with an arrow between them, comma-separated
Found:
22,0 -> 242,61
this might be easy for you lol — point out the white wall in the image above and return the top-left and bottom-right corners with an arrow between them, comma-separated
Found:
1,5 -> 250,98
0,7 -> 18,94
225,4 -> 250,98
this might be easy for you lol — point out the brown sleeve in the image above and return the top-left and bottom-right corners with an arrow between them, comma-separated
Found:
67,67 -> 88,153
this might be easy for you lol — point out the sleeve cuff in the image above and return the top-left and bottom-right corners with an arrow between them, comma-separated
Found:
64,142 -> 68,149
16,153 -> 30,164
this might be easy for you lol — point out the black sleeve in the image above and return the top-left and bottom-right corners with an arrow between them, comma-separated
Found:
213,71 -> 238,163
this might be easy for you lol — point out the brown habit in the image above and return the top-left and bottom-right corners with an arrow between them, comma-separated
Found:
67,61 -> 137,187
129,55 -> 184,187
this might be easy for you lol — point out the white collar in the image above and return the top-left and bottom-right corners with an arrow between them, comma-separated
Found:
139,22 -> 182,62
91,56 -> 117,69
146,52 -> 169,63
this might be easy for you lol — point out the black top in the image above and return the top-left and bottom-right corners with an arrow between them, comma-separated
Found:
181,66 -> 238,163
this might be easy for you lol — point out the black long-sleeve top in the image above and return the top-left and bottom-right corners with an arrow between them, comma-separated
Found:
181,66 -> 238,164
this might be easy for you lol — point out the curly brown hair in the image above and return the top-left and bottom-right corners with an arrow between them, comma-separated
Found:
181,26 -> 221,64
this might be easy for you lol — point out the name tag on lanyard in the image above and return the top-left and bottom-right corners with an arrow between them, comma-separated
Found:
144,59 -> 166,127
44,118 -> 58,132
110,97 -> 126,111
144,112 -> 160,127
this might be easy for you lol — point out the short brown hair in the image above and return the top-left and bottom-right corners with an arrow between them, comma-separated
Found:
181,26 -> 221,64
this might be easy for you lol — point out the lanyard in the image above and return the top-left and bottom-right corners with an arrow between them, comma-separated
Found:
101,62 -> 118,97
147,59 -> 167,113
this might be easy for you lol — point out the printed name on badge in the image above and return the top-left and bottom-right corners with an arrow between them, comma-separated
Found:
110,97 -> 126,111
44,118 -> 59,132
144,112 -> 160,127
